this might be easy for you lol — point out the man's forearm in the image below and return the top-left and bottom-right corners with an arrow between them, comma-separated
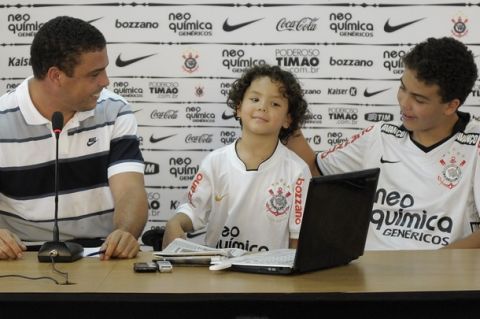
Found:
113,187 -> 148,238
445,230 -> 480,249
109,172 -> 148,238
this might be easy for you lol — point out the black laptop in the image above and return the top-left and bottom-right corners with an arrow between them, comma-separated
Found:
210,168 -> 380,274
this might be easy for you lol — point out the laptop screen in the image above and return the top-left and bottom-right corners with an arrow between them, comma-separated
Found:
294,168 -> 380,273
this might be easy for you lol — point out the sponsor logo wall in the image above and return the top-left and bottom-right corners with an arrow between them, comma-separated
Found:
1,0 -> 479,234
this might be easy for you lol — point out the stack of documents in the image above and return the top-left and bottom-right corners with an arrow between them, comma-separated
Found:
153,238 -> 246,265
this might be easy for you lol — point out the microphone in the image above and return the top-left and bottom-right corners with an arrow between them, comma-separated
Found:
141,226 -> 165,251
38,112 -> 84,262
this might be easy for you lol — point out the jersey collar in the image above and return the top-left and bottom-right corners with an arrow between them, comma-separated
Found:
407,111 -> 470,152
18,76 -> 96,128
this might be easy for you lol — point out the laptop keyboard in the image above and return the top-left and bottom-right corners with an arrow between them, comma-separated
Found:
237,249 -> 295,266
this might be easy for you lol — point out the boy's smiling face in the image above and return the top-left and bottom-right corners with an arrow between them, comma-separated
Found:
236,76 -> 292,139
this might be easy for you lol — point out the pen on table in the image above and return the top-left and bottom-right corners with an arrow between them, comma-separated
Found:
86,249 -> 106,257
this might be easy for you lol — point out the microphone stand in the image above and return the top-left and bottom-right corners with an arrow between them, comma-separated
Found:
38,112 -> 83,262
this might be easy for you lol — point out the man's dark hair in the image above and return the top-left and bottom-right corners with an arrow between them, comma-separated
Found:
30,16 -> 106,79
403,37 -> 478,105
227,64 -> 308,143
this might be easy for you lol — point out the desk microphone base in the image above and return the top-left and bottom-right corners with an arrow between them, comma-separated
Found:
37,241 -> 84,262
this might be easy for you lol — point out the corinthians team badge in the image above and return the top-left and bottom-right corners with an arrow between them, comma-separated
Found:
266,181 -> 291,219
438,152 -> 466,189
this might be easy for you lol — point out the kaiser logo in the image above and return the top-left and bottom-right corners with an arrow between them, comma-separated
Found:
8,56 -> 31,67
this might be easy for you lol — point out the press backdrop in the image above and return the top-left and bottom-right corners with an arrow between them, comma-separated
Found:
1,0 -> 479,235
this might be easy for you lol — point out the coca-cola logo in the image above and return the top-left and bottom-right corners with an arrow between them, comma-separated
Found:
276,17 -> 318,31
150,109 -> 178,119
185,133 -> 213,143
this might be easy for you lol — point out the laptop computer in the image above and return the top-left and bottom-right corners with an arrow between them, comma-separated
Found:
210,168 -> 380,274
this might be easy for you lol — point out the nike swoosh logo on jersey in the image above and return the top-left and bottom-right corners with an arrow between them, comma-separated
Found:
214,194 -> 226,202
222,111 -> 235,120
363,88 -> 390,97
149,134 -> 176,143
186,230 -> 207,239
222,18 -> 263,32
115,53 -> 156,67
384,18 -> 425,33
380,156 -> 400,164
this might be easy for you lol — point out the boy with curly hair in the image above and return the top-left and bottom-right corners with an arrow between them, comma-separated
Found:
163,64 -> 311,251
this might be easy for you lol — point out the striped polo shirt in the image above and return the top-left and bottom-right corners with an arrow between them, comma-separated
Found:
0,77 -> 144,241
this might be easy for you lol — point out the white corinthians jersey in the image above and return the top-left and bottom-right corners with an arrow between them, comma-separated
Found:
317,113 -> 480,250
177,140 -> 311,252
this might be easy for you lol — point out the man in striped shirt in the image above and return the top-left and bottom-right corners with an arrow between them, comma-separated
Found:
0,16 -> 148,260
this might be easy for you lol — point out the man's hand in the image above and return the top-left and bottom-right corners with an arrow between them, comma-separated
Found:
0,229 -> 26,260
99,229 -> 139,260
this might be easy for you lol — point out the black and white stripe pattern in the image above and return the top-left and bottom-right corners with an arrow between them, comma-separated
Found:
0,78 -> 144,241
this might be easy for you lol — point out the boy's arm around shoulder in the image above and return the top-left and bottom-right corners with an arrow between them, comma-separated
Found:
286,130 -> 320,176
162,213 -> 194,250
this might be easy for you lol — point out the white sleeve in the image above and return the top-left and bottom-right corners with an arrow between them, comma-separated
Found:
474,142 -> 480,220
288,163 -> 312,239
175,157 -> 213,231
317,124 -> 378,175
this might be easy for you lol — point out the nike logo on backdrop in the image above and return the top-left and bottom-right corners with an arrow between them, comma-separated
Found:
222,111 -> 235,120
380,156 -> 400,164
115,53 -> 156,67
149,134 -> 176,143
222,18 -> 263,32
363,88 -> 390,97
86,17 -> 103,24
384,18 -> 425,33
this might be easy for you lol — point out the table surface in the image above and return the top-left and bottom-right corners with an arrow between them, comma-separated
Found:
1,249 -> 479,295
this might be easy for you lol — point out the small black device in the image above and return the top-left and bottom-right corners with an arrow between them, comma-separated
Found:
133,262 -> 158,273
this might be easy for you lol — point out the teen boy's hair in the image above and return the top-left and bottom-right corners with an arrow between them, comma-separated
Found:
403,37 -> 478,106
227,64 -> 308,142
30,16 -> 106,79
